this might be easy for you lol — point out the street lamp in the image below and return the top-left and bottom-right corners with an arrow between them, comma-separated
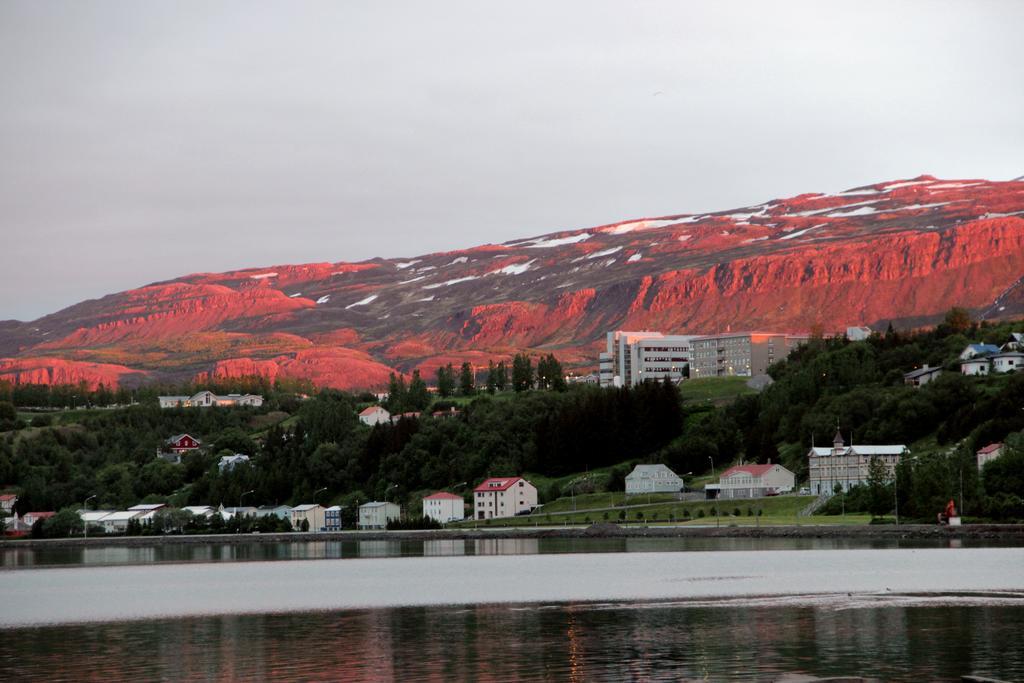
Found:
83,495 -> 97,538
313,487 -> 328,533
708,456 -> 720,528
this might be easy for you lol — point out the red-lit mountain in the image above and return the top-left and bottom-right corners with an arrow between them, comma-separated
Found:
2,175 -> 1023,390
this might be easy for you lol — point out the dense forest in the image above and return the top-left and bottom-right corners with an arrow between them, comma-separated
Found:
2,310 -> 1024,533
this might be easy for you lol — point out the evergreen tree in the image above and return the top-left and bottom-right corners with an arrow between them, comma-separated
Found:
459,362 -> 476,396
436,364 -> 455,398
386,373 -> 407,412
512,354 -> 534,392
867,456 -> 891,518
407,370 -> 430,410
536,354 -> 566,391
495,361 -> 509,391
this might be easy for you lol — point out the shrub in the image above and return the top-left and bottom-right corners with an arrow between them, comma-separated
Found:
697,509 -> 705,518
733,507 -> 741,517
683,509 -> 691,519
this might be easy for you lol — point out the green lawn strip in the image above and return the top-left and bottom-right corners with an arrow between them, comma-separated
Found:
678,377 -> 757,405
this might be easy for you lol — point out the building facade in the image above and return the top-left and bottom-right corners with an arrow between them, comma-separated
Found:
624,464 -> 685,495
473,477 -> 538,520
808,431 -> 907,495
903,365 -> 943,387
358,501 -> 400,529
689,332 -> 810,378
422,492 -> 465,523
359,406 -> 391,426
324,505 -> 344,531
290,504 -> 325,531
976,443 -> 1004,470
599,331 -> 694,387
715,463 -> 795,499
158,392 -> 264,409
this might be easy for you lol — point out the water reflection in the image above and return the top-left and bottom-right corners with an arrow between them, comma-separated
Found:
2,602 -> 1021,681
2,535 -> 1019,569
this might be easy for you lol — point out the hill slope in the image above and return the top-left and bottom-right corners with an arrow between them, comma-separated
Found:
2,175 -> 1024,389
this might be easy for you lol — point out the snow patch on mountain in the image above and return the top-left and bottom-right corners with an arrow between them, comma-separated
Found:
627,252 -> 642,262
345,294 -> 378,310
315,295 -> 330,305
248,272 -> 277,280
829,206 -> 877,218
422,276 -> 479,290
489,260 -> 536,276
395,260 -> 420,270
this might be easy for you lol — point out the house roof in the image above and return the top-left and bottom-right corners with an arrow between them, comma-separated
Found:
810,445 -> 908,456
961,357 -> 991,365
626,464 -> 680,478
977,443 -> 1003,455
721,464 -> 777,478
359,406 -> 387,416
424,492 -> 463,500
360,501 -> 397,509
0,494 -> 17,501
99,511 -> 143,522
290,504 -> 321,512
966,344 -> 1001,356
474,477 -> 525,492
904,366 -> 942,379
128,503 -> 166,511
25,511 -> 56,519
167,433 -> 201,444
991,351 -> 1024,359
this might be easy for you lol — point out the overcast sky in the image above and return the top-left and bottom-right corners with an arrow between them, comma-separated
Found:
2,1 -> 1022,321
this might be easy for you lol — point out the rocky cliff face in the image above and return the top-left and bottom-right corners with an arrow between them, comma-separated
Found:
2,175 -> 1023,390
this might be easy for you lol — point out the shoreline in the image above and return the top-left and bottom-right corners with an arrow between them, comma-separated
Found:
3,523 -> 1024,550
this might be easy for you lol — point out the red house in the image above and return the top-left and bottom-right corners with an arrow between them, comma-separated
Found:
166,433 -> 202,454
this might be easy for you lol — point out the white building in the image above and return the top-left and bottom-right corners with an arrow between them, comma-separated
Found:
359,406 -> 391,426
182,506 -> 215,518
961,358 -> 991,376
846,326 -> 873,341
79,510 -> 113,530
808,430 -> 908,496
689,332 -> 810,378
959,344 -> 1001,361
0,493 -> 17,513
473,477 -> 538,520
256,505 -> 292,520
714,463 -> 795,500
624,464 -> 685,495
158,391 -> 264,409
991,352 -> 1024,373
599,331 -> 695,387
290,504 -> 325,531
977,443 -> 1004,470
422,492 -> 465,524
97,510 -> 145,534
358,501 -> 400,529
218,454 -> 251,472
903,365 -> 943,387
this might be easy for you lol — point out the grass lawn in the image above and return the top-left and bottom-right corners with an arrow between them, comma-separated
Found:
678,377 -> 757,406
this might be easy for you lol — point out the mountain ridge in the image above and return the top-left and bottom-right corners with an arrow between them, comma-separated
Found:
3,175 -> 1024,390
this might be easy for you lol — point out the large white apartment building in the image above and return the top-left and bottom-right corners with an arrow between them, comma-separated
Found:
689,332 -> 810,378
599,331 -> 695,387
808,430 -> 908,496
473,477 -> 538,520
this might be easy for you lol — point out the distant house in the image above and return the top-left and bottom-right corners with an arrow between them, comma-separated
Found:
324,505 -> 344,531
22,511 -> 56,527
390,411 -> 421,423
359,406 -> 391,426
181,506 -> 215,518
959,344 -> 1001,361
158,391 -> 264,409
79,510 -> 113,530
358,501 -> 400,529
991,352 -> 1024,373
714,463 -> 795,500
625,464 -> 685,495
473,477 -> 538,520
846,326 -> 873,341
961,358 -> 991,376
128,503 -> 167,523
431,407 -> 461,419
166,433 -> 202,454
220,506 -> 258,520
904,365 -> 943,387
218,454 -> 251,472
422,492 -> 465,524
290,504 -> 325,531
256,505 -> 292,520
0,493 -> 17,514
808,430 -> 907,496
97,510 -> 144,534
1001,333 -> 1024,351
977,443 -> 1005,470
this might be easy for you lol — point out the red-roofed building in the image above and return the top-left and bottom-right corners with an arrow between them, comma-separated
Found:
358,405 -> 391,426
422,491 -> 465,524
0,493 -> 17,514
473,477 -> 538,520
977,443 -> 1004,471
22,511 -> 56,527
715,462 -> 795,500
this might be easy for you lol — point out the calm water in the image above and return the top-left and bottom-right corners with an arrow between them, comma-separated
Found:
2,541 -> 1023,681
2,534 -> 1015,568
